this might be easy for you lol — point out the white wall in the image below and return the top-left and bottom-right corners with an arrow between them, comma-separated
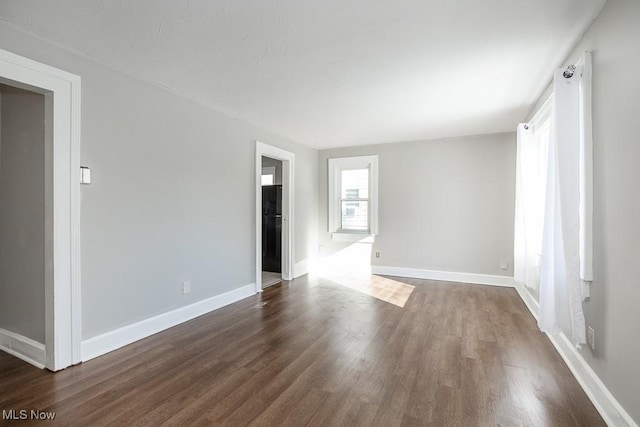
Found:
526,0 -> 640,422
318,132 -> 516,276
0,23 -> 318,340
0,84 -> 46,343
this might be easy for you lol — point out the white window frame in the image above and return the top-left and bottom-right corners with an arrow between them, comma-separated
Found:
328,155 -> 378,238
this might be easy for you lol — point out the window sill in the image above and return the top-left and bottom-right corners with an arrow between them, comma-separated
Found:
331,232 -> 376,243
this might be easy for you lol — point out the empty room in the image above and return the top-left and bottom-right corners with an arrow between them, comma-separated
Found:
0,0 -> 638,425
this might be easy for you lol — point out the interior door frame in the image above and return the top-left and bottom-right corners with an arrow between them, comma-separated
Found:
255,141 -> 294,292
0,49 -> 81,371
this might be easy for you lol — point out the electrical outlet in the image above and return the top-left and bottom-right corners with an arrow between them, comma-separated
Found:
182,281 -> 191,295
587,326 -> 595,350
375,252 -> 380,258
500,260 -> 509,270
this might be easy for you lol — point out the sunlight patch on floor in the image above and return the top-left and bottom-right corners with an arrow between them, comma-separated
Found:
318,270 -> 415,308
313,242 -> 414,307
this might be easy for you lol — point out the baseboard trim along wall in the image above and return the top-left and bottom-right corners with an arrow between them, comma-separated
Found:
371,265 -> 515,287
81,284 -> 256,362
0,328 -> 46,369
514,283 -> 638,427
514,281 -> 541,320
293,259 -> 315,279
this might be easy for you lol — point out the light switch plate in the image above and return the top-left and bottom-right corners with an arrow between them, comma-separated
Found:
80,166 -> 91,184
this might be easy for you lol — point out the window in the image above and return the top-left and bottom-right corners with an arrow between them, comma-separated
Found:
328,155 -> 378,235
340,169 -> 369,230
261,166 -> 276,186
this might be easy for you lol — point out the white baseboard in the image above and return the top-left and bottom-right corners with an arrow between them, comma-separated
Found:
0,328 -> 45,369
514,281 -> 540,321
293,259 -> 313,278
514,284 -> 637,427
81,284 -> 256,362
371,265 -> 515,287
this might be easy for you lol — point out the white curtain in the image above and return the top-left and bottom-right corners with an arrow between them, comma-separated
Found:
539,53 -> 594,345
579,53 -> 594,288
514,120 -> 550,292
517,52 -> 593,346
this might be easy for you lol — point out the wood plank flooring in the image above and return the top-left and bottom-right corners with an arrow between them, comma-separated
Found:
0,274 -> 605,426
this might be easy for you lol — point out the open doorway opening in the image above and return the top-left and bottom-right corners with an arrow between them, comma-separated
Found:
255,141 -> 294,292
0,84 -> 47,367
261,156 -> 283,288
0,49 -> 81,371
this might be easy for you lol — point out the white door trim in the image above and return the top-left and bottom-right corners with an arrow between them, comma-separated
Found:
0,48 -> 81,371
255,141 -> 294,292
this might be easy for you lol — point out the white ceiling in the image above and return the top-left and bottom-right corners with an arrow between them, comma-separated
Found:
0,0 -> 605,149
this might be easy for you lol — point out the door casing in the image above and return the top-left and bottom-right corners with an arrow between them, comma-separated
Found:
0,48 -> 81,371
255,141 -> 294,292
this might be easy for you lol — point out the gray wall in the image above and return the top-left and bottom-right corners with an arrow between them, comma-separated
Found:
261,156 -> 282,185
526,0 -> 640,421
0,23 -> 318,340
0,84 -> 46,343
319,132 -> 516,276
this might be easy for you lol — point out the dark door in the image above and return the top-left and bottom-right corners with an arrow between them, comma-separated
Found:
262,185 -> 282,273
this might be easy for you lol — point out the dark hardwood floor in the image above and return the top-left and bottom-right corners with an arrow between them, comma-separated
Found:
0,274 -> 605,426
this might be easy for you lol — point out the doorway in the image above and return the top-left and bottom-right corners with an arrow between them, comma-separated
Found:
261,156 -> 283,288
255,141 -> 294,292
0,49 -> 81,371
0,83 -> 47,367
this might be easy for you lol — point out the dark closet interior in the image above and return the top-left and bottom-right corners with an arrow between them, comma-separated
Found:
262,184 -> 282,273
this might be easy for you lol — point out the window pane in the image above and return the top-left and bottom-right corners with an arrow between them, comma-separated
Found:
341,169 -> 369,199
261,174 -> 274,186
341,200 -> 368,230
